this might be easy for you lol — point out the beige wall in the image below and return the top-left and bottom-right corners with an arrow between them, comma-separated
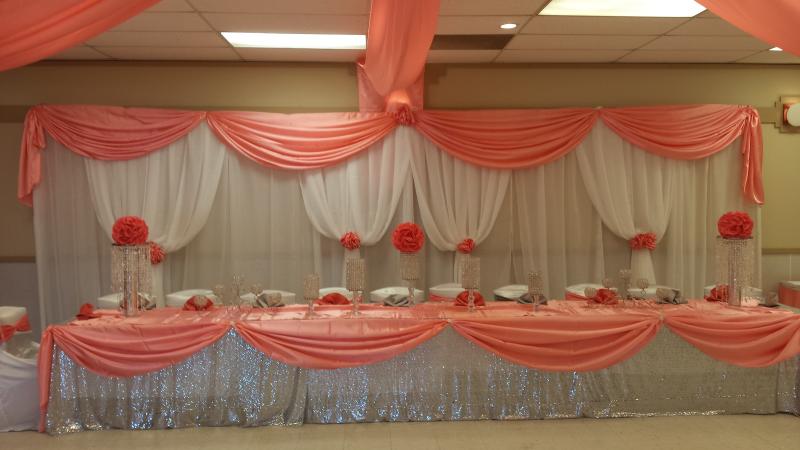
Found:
0,61 -> 798,258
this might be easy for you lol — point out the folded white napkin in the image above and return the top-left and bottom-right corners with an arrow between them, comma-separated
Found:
255,292 -> 285,308
656,287 -> 686,304
383,294 -> 412,307
516,293 -> 547,305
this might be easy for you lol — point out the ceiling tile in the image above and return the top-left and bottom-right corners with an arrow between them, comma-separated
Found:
46,46 -> 111,60
668,18 -> 749,36
203,13 -> 368,34
427,50 -> 500,63
236,48 -> 363,62
507,34 -> 654,50
87,31 -> 228,47
618,50 -> 757,63
111,13 -> 211,32
496,49 -> 628,63
440,0 -> 548,15
145,0 -> 194,12
437,16 -> 529,35
738,50 -> 800,64
520,16 -> 686,35
187,0 -> 369,14
95,47 -> 242,60
642,35 -> 772,51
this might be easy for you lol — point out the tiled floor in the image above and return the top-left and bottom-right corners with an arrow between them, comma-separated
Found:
1,415 -> 798,450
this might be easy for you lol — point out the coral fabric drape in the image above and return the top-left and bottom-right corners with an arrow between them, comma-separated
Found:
358,0 -> 439,102
0,0 -> 160,72
235,318 -> 447,369
664,312 -> 800,367
697,0 -> 800,57
18,104 -> 765,207
451,314 -> 660,371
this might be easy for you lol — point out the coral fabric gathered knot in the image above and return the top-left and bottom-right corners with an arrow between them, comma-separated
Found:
391,104 -> 416,125
340,231 -> 361,250
183,296 -> 214,311
629,232 -> 657,250
76,303 -> 100,320
457,238 -> 475,254
717,211 -> 754,239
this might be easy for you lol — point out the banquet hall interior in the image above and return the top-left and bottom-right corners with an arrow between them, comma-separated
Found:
0,0 -> 799,449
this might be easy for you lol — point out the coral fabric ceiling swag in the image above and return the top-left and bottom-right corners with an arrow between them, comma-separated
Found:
697,0 -> 800,56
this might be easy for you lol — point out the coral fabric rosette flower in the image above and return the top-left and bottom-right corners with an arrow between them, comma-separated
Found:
589,288 -> 619,306
112,216 -> 149,245
717,211 -> 753,239
392,222 -> 425,253
629,232 -> 657,250
339,231 -> 361,250
457,238 -> 475,254
149,241 -> 165,265
705,285 -> 729,302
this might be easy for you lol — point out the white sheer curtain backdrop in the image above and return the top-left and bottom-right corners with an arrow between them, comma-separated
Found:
84,124 -> 226,304
575,122 -> 675,284
511,153 -> 606,298
300,127 -> 412,284
409,131 -> 511,280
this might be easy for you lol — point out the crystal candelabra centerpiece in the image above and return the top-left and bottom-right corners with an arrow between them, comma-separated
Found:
399,252 -> 420,305
345,258 -> 365,316
636,278 -> 649,300
111,244 -> 152,317
528,270 -> 543,313
304,273 -> 320,318
231,274 -> 245,308
461,256 -> 480,312
715,236 -> 754,307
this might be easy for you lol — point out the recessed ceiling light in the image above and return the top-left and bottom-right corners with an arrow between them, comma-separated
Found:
540,0 -> 706,17
221,32 -> 366,49
770,47 -> 783,52
500,23 -> 518,30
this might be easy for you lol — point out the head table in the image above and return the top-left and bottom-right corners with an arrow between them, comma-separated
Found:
39,300 -> 800,434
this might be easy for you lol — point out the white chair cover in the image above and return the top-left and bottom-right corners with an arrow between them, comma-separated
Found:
0,344 -> 39,431
429,283 -> 463,299
319,287 -> 353,300
240,290 -> 297,305
370,287 -> 424,304
493,284 -> 528,300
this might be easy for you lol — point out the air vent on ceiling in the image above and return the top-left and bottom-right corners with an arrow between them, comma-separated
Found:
430,35 -> 514,50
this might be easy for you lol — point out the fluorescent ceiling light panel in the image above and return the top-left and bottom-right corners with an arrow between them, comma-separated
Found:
540,0 -> 706,17
222,32 -> 366,49
769,47 -> 783,51
500,23 -> 518,30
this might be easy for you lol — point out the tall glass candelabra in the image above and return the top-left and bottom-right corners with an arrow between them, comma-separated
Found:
528,270 -> 543,314
618,269 -> 632,301
346,258 -> 365,317
400,253 -> 420,305
461,256 -> 480,312
111,244 -> 151,317
304,273 -> 320,318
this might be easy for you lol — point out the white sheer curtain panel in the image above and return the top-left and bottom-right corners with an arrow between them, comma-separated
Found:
575,123 -> 675,284
34,140 -> 108,327
409,131 -> 511,280
511,153 -> 606,298
83,124 -> 226,303
166,149 -> 318,301
299,127 -> 412,284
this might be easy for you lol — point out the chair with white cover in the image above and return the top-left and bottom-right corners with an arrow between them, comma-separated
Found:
370,287 -> 424,305
429,282 -> 463,301
0,307 -> 35,357
564,283 -> 604,301
165,289 -> 218,308
494,284 -> 529,301
703,285 -> 762,299
97,292 -> 157,310
0,306 -> 39,432
319,287 -> 354,300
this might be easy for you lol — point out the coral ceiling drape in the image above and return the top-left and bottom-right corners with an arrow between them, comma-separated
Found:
0,0 -> 160,72
697,0 -> 800,56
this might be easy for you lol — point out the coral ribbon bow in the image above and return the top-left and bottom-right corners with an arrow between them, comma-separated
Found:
0,314 -> 31,342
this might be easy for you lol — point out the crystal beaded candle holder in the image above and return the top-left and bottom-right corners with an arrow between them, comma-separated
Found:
400,253 -> 420,304
111,244 -> 151,317
618,269 -> 632,300
528,270 -> 543,312
715,237 -> 754,307
346,259 -> 365,316
303,274 -> 320,317
461,256 -> 480,312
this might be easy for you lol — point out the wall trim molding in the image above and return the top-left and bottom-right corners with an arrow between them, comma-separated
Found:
0,256 -> 35,263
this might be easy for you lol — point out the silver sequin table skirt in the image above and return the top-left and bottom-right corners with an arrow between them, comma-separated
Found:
46,328 -> 799,434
